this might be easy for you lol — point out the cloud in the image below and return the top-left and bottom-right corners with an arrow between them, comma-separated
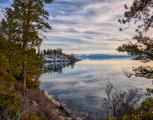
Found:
0,0 -> 134,54
44,0 -> 134,54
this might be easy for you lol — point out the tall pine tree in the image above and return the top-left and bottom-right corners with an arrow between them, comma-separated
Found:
14,0 -> 52,92
1,0 -> 53,93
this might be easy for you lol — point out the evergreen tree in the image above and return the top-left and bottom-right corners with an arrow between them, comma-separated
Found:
0,33 -> 9,70
0,0 -> 53,93
13,0 -> 52,92
0,7 -> 23,79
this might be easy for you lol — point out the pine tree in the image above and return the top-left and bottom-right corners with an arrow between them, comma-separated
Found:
0,7 -> 23,79
1,0 -> 53,93
0,33 -> 9,70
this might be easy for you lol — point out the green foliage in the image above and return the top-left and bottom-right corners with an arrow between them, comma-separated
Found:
11,0 -> 52,86
0,33 -> 10,70
0,0 -> 52,90
140,112 -> 153,120
0,68 -> 16,88
0,68 -> 22,119
141,97 -> 153,111
27,79 -> 40,89
43,48 -> 62,56
0,86 -> 22,120
0,53 -> 9,70
0,0 -> 56,119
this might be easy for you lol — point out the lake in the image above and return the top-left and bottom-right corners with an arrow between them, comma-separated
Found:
40,59 -> 152,115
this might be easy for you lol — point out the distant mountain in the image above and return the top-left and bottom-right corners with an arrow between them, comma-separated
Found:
75,54 -> 132,60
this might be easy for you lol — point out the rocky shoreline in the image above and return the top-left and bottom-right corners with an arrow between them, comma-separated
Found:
14,82 -> 83,120
42,90 -> 82,120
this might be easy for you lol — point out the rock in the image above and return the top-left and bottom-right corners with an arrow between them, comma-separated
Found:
52,98 -> 61,107
33,101 -> 38,106
59,104 -> 72,115
58,116 -> 65,120
67,117 -> 71,120
43,90 -> 52,99
55,109 -> 59,112
43,90 -> 60,107
76,117 -> 82,120
42,90 -> 82,120
68,116 -> 82,120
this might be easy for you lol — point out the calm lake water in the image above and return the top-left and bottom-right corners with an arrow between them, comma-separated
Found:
40,59 -> 152,114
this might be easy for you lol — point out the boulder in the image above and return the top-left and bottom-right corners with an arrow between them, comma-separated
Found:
58,116 -> 65,120
43,90 -> 60,107
76,117 -> 82,120
31,100 -> 38,106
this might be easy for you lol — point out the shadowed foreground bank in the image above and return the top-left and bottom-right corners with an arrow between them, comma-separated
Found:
16,83 -> 81,120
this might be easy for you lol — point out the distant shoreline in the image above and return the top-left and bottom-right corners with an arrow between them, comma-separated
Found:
75,54 -> 133,60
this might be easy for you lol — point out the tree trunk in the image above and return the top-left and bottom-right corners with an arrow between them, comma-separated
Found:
23,60 -> 27,96
23,0 -> 27,96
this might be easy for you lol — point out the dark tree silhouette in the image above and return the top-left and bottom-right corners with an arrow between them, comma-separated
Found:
118,0 -> 153,79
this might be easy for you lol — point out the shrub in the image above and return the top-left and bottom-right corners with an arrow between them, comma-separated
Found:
141,97 -> 153,111
0,86 -> 22,120
140,111 -> 153,120
107,97 -> 153,120
0,68 -> 16,88
102,83 -> 139,118
27,79 -> 40,89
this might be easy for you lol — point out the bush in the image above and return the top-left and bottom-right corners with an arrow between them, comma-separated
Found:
0,86 -> 22,120
0,68 -> 16,88
102,83 -> 139,118
27,79 -> 40,89
141,97 -> 153,111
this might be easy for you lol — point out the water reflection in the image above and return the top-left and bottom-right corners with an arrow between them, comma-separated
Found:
40,59 -> 153,115
44,62 -> 75,74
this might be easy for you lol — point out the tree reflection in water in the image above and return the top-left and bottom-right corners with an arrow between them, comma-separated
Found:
43,62 -> 75,74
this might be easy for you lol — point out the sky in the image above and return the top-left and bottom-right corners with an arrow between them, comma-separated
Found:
0,0 -> 135,54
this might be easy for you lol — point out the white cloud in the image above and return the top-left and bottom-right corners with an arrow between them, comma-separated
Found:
0,0 -> 135,54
